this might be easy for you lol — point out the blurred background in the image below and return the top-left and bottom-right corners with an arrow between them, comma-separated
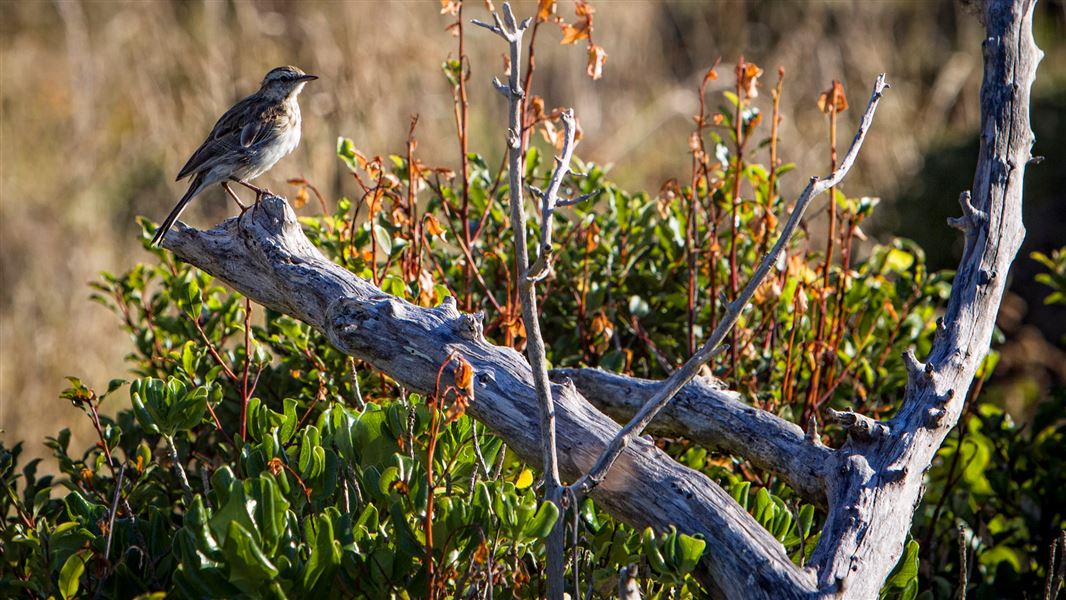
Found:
1,1 -> 1063,467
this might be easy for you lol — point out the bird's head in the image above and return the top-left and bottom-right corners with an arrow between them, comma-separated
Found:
260,65 -> 317,99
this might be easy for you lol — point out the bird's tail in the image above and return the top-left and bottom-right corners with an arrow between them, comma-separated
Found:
151,173 -> 205,246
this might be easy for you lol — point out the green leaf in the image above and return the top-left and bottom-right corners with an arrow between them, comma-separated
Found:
671,533 -> 706,574
337,137 -> 360,170
884,248 -> 914,273
753,487 -> 772,523
251,474 -> 289,554
222,521 -> 278,595
522,500 -> 560,539
579,498 -> 602,534
181,341 -> 199,377
798,504 -> 815,537
627,295 -> 650,317
730,481 -> 751,510
374,224 -> 393,257
209,482 -> 258,547
59,550 -> 88,600
302,514 -> 342,594
642,528 -> 669,574
177,275 -> 203,319
881,539 -> 919,599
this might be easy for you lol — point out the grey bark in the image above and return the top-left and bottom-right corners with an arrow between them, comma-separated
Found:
552,368 -> 832,507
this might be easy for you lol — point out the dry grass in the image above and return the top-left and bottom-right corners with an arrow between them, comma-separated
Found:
2,1 -> 1063,464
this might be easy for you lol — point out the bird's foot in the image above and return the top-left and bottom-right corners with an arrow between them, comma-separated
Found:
231,177 -> 270,198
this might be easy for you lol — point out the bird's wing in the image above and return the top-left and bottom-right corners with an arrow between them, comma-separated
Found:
176,92 -> 263,181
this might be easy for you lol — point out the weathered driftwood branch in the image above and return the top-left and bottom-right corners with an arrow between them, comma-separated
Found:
570,73 -> 889,495
160,198 -> 818,598
552,367 -> 833,506
804,0 -> 1039,596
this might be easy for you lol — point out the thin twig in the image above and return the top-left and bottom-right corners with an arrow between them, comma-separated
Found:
571,74 -> 890,494
163,434 -> 194,504
104,465 -> 125,561
528,108 -> 581,281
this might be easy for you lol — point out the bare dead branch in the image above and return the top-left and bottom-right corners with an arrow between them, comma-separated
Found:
570,73 -> 890,495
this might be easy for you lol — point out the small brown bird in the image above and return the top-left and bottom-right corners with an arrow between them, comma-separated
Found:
151,65 -> 317,246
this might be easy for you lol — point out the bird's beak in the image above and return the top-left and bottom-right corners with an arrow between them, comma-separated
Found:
299,74 -> 318,82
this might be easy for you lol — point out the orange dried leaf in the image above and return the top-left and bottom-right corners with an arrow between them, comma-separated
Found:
528,95 -> 546,119
445,401 -> 466,424
703,65 -> 719,85
440,0 -> 461,16
390,206 -> 409,227
433,166 -> 457,179
796,287 -> 809,313
473,541 -> 489,564
293,186 -> 310,209
586,44 -> 607,80
574,0 -> 594,16
505,315 -> 526,340
585,221 -> 601,252
739,62 -> 764,99
559,18 -> 590,44
267,457 -> 284,476
454,356 -> 474,392
817,80 -> 849,114
424,214 -> 445,236
590,311 -> 613,338
537,0 -> 556,21
540,118 -> 559,148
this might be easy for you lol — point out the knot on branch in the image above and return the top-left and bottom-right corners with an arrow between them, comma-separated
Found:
902,348 -> 934,394
326,296 -> 379,354
946,191 -> 988,236
934,317 -> 948,341
455,311 -> 485,342
924,407 -> 947,429
826,408 -> 889,442
806,415 -> 823,447
436,295 -> 460,319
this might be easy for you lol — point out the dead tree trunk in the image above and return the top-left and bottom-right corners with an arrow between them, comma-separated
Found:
159,0 -> 1040,596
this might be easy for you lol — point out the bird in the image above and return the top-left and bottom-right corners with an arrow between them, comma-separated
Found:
151,65 -> 317,246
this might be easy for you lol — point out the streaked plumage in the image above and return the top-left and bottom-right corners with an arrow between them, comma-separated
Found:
152,65 -> 316,246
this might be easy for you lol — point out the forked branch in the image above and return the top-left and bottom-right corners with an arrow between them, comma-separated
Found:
571,73 -> 890,495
